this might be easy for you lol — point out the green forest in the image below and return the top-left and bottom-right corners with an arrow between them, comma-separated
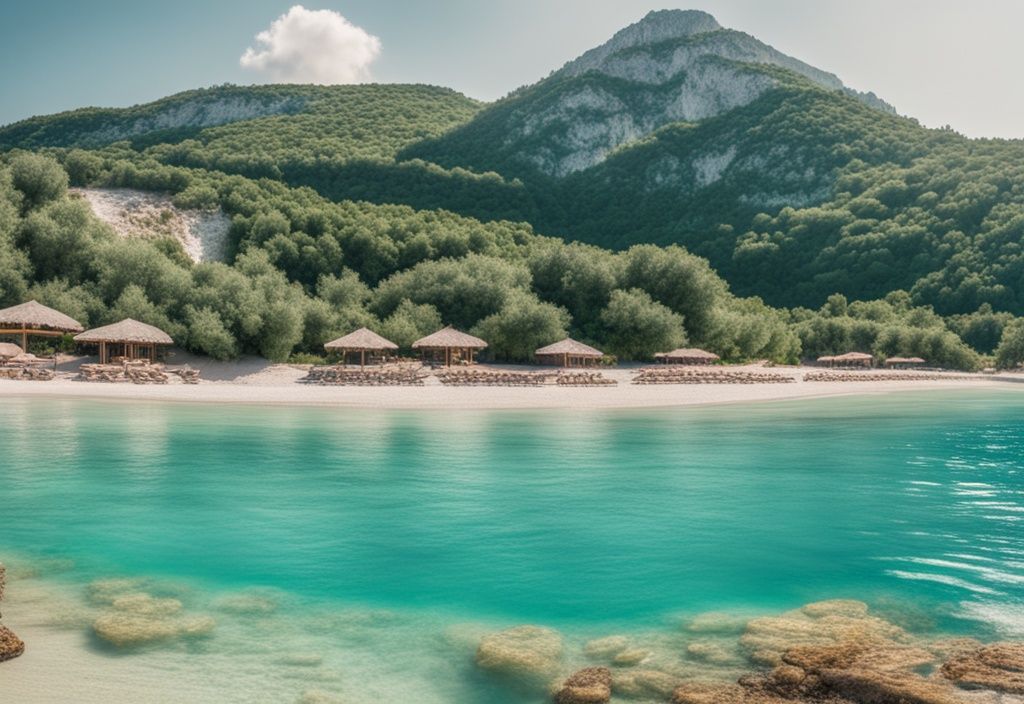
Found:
2,74 -> 1024,370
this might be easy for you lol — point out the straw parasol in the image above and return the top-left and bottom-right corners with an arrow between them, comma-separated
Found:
827,351 -> 873,368
655,348 -> 721,365
75,319 -> 174,364
535,338 -> 603,367
412,326 -> 487,367
0,300 -> 84,351
324,327 -> 399,368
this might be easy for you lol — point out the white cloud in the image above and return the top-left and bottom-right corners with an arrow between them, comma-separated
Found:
240,5 -> 381,84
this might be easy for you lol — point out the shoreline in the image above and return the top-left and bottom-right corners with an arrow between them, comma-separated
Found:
0,364 -> 1018,411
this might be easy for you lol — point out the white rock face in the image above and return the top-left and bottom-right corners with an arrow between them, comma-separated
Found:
506,9 -> 893,179
76,95 -> 304,146
72,188 -> 230,263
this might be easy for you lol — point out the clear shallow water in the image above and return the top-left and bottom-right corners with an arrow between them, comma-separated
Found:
2,391 -> 1024,701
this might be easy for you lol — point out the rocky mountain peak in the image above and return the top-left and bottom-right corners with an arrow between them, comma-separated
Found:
560,10 -> 722,76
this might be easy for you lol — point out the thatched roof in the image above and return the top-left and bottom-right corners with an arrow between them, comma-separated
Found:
656,348 -> 720,361
324,327 -> 398,352
817,355 -> 836,363
412,326 -> 487,350
833,352 -> 873,361
0,300 -> 84,333
535,338 -> 603,358
74,319 -> 174,345
0,342 -> 23,360
885,356 -> 925,365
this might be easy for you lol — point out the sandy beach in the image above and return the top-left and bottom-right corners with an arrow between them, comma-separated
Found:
1,355 -> 1019,410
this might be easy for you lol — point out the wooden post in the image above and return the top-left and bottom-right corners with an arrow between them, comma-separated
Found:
100,341 -> 107,364
361,349 -> 365,369
22,330 -> 28,353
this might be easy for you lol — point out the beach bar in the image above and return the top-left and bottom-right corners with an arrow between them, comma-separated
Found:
74,318 -> 174,364
654,348 -> 720,365
535,338 -> 603,367
324,327 -> 398,368
0,300 -> 84,352
412,326 -> 487,367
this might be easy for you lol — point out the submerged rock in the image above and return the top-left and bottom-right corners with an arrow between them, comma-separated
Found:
671,680 -> 789,703
476,625 -> 563,683
611,668 -> 681,699
612,648 -> 650,666
554,667 -> 612,704
800,600 -> 870,620
111,592 -> 183,617
0,625 -> 25,662
685,611 -> 750,635
93,612 -> 180,647
940,642 -> 1024,694
740,605 -> 906,666
686,641 -> 742,665
583,635 -> 630,660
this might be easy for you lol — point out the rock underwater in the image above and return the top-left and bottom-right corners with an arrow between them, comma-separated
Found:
0,563 -> 26,663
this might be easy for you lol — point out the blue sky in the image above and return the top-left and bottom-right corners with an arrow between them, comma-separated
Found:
3,0 -> 1023,138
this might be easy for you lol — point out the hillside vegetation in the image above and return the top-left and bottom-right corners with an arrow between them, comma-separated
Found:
3,10 -> 1024,368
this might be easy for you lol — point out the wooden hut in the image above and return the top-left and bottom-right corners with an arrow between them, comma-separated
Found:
884,356 -> 925,369
74,319 -> 173,364
0,300 -> 84,352
535,338 -> 603,367
412,326 -> 487,367
654,348 -> 721,365
324,327 -> 399,368
826,352 -> 874,368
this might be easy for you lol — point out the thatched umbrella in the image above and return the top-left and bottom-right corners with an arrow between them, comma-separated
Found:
655,348 -> 721,365
324,327 -> 399,368
832,351 -> 874,368
412,326 -> 487,367
74,319 -> 174,364
535,338 -> 604,367
0,300 -> 84,352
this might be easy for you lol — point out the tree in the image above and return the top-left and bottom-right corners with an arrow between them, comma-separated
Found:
599,289 -> 686,360
185,306 -> 238,359
472,290 -> 569,361
9,153 -> 68,212
995,319 -> 1024,369
378,299 -> 443,349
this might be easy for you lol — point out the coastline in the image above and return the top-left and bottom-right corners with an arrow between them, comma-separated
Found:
0,362 -> 1018,411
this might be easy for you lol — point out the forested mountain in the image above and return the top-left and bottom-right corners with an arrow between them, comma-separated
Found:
2,9 -> 1024,368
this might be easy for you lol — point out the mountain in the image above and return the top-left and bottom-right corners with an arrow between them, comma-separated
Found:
0,83 -> 481,155
406,10 -> 894,179
3,9 -> 1024,329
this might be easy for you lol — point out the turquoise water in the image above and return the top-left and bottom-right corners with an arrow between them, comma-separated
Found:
2,391 -> 1024,701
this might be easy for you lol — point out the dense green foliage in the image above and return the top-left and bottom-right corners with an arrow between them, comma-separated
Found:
0,151 -> 804,364
3,65 -> 1023,369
